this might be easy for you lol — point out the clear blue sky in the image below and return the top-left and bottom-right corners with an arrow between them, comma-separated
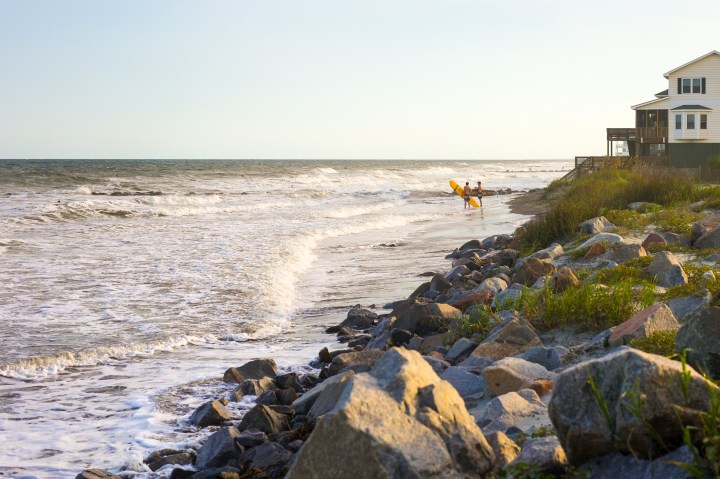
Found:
1,0 -> 718,159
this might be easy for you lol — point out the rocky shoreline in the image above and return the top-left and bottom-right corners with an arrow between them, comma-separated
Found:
78,190 -> 720,479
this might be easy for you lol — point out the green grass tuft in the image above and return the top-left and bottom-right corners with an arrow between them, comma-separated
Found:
628,330 -> 677,356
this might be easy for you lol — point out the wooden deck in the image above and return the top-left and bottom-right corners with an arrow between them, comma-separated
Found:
560,156 -> 637,181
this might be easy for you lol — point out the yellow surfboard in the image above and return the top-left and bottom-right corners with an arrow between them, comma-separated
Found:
449,180 -> 480,208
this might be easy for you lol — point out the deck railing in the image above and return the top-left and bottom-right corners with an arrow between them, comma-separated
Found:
637,127 -> 668,141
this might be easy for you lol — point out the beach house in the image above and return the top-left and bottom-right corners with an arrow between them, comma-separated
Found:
632,50 -> 720,168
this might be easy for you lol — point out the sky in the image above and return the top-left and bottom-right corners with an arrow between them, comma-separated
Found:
1,0 -> 718,160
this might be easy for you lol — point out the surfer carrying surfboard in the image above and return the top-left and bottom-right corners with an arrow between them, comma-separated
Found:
463,182 -> 472,209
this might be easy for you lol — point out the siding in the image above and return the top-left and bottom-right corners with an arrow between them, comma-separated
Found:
668,143 -> 720,168
667,54 -> 720,143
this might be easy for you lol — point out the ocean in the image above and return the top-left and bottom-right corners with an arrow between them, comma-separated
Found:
0,159 -> 570,478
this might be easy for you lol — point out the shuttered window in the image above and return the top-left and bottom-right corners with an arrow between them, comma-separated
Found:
678,77 -> 706,94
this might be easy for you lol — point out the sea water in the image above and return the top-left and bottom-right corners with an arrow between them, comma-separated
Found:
0,159 -> 570,478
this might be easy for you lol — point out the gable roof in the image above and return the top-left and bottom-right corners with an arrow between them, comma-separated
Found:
655,89 -> 668,98
631,96 -> 670,110
664,50 -> 720,78
671,104 -> 713,110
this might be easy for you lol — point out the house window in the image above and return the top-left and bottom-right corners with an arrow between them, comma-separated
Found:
701,114 -> 708,129
687,114 -> 696,129
675,114 -> 682,129
679,77 -> 706,94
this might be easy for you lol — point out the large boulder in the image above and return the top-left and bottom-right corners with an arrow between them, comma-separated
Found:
483,357 -> 555,397
440,366 -> 485,399
579,446 -> 694,479
471,315 -> 542,361
223,359 -> 277,384
195,426 -> 241,470
529,243 -> 564,261
449,290 -> 493,312
641,233 -> 667,250
512,258 -> 556,287
576,232 -> 623,251
510,436 -> 568,475
485,431 -> 520,471
643,251 -> 688,287
475,389 -> 547,435
667,292 -> 712,323
328,349 -> 384,376
231,442 -> 292,478
549,347 -> 718,465
286,348 -> 495,478
476,277 -> 508,296
365,316 -> 394,350
190,400 -> 232,428
517,345 -> 571,371
609,303 -> 679,347
676,306 -> 720,378
445,338 -> 478,363
445,265 -> 471,282
392,301 -> 463,336
232,377 -> 277,401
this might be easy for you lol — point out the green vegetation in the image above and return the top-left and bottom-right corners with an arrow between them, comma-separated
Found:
447,304 -> 497,342
663,264 -> 720,300
627,330 -> 677,356
503,281 -> 654,332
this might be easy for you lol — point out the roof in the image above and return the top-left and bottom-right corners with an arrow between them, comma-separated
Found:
655,89 -> 668,98
671,104 -> 713,110
663,50 -> 720,78
631,96 -> 669,110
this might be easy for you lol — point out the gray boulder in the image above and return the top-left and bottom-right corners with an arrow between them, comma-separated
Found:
549,347 -> 717,465
223,359 -> 277,384
195,426 -> 241,470
529,243 -> 564,260
445,338 -> 478,363
328,349 -> 384,376
579,216 -> 614,235
611,244 -> 647,264
608,303 -> 679,347
392,301 -> 463,336
231,442 -> 292,478
232,377 -> 277,400
666,293 -> 712,323
576,232 -> 623,251
75,470 -> 122,479
286,348 -> 495,478
580,446 -> 694,479
365,316 -> 394,350
292,370 -> 355,415
510,436 -> 567,475
237,404 -> 290,435
643,251 -> 688,287
440,366 -> 485,399
476,277 -> 508,296
512,258 -> 556,287
483,357 -> 555,397
694,224 -> 720,249
676,306 -> 720,378
476,389 -> 547,435
445,265 -> 471,282
491,284 -> 524,309
471,315 -> 542,361
485,431 -> 519,471
326,306 -> 378,332
517,345 -> 571,371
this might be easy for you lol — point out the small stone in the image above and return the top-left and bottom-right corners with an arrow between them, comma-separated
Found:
510,436 -> 568,474
584,242 -> 607,259
483,357 -> 555,397
610,244 -> 647,264
643,251 -> 688,287
641,233 -> 667,249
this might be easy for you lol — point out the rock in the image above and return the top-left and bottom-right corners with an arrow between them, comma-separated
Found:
579,216 -> 614,235
472,316 -> 542,361
527,379 -> 554,397
676,306 -> 720,378
75,470 -> 122,479
457,355 -> 494,374
449,290 -> 493,312
477,277 -> 508,296
390,328 -> 414,346
292,370 -> 355,415
641,233 -> 667,250
476,389 -> 547,434
691,221 -> 709,245
582,328 -> 612,352
584,241 -> 607,259
190,400 -> 232,428
695,224 -> 720,249
444,264 -> 471,282
430,273 -> 453,293
192,467 -> 242,479
276,388 -> 298,405
517,345 -> 571,371
549,347 -> 718,465
232,377 -> 277,400
663,232 -> 689,246
256,390 -> 278,405
231,442 -> 292,478
512,258 -> 556,287
702,270 -> 716,284
529,243 -> 564,260
318,347 -> 332,363
326,306 -> 378,333
328,349 -> 384,376
510,436 -> 567,474
238,404 -> 290,435
485,431 -> 520,471
611,244 -> 648,264
144,449 -> 195,472
275,372 -> 303,392
307,375 -> 353,420
392,301 -> 463,336
365,316 -> 394,350
223,359 -> 277,384
445,338 -> 478,363
459,239 -> 482,252
440,366 -> 485,399
667,293 -> 712,323
580,445 -> 694,479
418,332 -> 452,355
195,426 -> 241,470
549,266 -> 580,293
483,357 -> 555,397
643,251 -> 688,287
576,232 -> 623,251
286,348 -> 495,478
491,284 -> 524,309
234,428 -> 268,449
609,303 -> 679,347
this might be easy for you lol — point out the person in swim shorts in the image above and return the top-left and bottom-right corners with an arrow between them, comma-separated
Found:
477,181 -> 483,206
463,182 -> 472,209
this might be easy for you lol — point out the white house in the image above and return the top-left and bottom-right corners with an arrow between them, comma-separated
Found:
632,50 -> 720,167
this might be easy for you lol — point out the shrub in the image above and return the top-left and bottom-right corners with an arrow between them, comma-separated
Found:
628,330 -> 677,356
448,304 -> 497,342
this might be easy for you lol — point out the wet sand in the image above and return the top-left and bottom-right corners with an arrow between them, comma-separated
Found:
507,189 -> 551,217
